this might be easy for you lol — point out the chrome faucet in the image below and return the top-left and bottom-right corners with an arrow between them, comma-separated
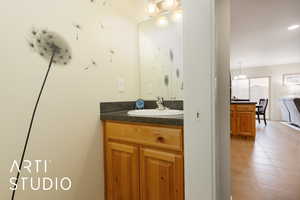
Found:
156,96 -> 168,110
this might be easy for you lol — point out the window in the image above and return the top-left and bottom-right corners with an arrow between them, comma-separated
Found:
232,77 -> 270,118
250,78 -> 270,118
232,79 -> 249,100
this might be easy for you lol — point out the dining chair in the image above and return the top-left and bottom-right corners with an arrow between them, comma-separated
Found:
256,99 -> 269,126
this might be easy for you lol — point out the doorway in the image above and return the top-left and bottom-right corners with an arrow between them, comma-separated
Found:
230,0 -> 300,199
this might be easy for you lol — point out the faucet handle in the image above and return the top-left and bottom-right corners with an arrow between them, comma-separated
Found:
157,97 -> 164,105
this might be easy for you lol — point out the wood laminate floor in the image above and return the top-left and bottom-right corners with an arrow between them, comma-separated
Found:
231,121 -> 300,200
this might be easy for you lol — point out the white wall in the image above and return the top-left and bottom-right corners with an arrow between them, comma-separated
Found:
0,0 -> 143,199
216,0 -> 231,199
183,0 -> 216,199
231,63 -> 300,120
139,17 -> 183,100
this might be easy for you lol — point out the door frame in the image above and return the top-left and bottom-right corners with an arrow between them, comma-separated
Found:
183,0 -> 230,200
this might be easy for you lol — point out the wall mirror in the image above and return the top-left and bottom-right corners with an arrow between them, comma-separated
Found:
138,14 -> 183,100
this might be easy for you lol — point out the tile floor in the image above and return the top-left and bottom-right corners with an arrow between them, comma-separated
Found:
231,121 -> 300,200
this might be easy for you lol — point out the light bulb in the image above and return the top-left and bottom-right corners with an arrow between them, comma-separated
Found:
172,9 -> 182,21
157,16 -> 169,26
148,3 -> 157,15
162,0 -> 176,10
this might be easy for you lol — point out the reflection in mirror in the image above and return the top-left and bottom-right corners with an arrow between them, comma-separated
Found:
138,14 -> 183,100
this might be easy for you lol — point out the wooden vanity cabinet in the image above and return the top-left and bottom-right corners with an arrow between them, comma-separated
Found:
106,142 -> 140,200
103,121 -> 184,200
140,148 -> 184,200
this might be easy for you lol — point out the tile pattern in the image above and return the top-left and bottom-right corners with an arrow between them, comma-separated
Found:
231,121 -> 300,200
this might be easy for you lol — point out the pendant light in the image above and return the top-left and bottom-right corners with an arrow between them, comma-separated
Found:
233,61 -> 247,80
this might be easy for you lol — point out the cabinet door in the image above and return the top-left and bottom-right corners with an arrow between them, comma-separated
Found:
106,142 -> 139,200
236,111 -> 255,136
230,111 -> 237,135
140,148 -> 184,200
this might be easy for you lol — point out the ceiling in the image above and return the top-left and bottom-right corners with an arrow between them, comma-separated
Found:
231,0 -> 300,68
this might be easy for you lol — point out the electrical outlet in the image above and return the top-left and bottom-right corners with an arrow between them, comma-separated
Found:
196,112 -> 200,120
117,78 -> 125,93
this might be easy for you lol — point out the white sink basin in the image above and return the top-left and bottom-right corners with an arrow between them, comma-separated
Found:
128,109 -> 183,116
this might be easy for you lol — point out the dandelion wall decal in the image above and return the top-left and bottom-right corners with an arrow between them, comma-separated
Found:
91,59 -> 97,66
164,75 -> 169,86
11,28 -> 72,200
72,23 -> 82,40
83,59 -> 98,71
102,0 -> 112,7
100,23 -> 105,29
169,49 -> 174,62
176,68 -> 180,78
109,49 -> 115,63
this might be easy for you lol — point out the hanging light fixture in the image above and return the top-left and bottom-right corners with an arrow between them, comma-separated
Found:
233,62 -> 247,80
157,16 -> 169,26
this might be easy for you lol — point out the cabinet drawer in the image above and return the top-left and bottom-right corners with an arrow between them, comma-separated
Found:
230,105 -> 236,111
236,105 -> 255,112
105,121 -> 183,151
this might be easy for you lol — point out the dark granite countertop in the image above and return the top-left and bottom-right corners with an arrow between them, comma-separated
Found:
231,101 -> 257,104
100,101 -> 183,126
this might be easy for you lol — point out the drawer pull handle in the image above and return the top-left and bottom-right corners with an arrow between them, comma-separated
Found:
157,136 -> 165,143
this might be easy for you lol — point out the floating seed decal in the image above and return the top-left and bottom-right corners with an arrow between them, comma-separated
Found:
176,68 -> 180,78
164,75 -> 169,86
169,49 -> 174,62
72,23 -> 82,40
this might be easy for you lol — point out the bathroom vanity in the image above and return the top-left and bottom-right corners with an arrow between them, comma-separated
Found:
100,15 -> 185,198
100,101 -> 184,200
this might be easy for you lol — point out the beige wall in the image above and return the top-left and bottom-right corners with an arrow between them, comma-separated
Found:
0,0 -> 143,199
231,63 -> 300,120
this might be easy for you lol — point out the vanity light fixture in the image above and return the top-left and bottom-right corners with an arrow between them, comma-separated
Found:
172,9 -> 183,21
157,16 -> 169,26
288,24 -> 300,30
148,2 -> 158,15
161,0 -> 177,10
147,0 -> 182,26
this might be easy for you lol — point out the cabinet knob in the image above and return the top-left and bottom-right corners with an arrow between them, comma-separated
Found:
157,136 -> 165,143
